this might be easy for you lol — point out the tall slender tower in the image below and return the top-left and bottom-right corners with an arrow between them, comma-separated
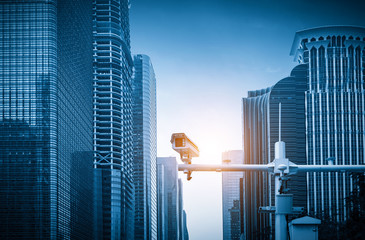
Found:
156,157 -> 179,240
93,0 -> 134,239
133,54 -> 157,240
182,210 -> 189,240
291,26 -> 365,222
156,162 -> 166,240
222,150 -> 244,240
0,0 -> 94,239
178,179 -> 185,240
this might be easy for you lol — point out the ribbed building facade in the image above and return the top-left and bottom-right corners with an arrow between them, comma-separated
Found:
0,0 -> 94,239
222,150 -> 244,240
290,26 -> 365,222
156,163 -> 166,240
133,54 -> 157,240
93,0 -> 134,239
242,65 -> 308,239
182,210 -> 189,240
156,157 -> 179,240
178,178 -> 186,240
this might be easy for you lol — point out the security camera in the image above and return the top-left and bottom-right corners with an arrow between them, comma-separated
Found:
171,133 -> 199,164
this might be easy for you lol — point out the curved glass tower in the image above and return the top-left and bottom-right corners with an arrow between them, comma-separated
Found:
291,26 -> 365,222
132,54 -> 157,240
242,65 -> 308,239
93,0 -> 134,239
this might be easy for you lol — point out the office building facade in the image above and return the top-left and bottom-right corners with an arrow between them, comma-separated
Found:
0,0 -> 94,239
229,200 -> 241,240
182,210 -> 189,240
133,54 -> 157,240
157,163 -> 166,240
291,26 -> 365,222
93,0 -> 134,239
178,178 -> 187,240
222,150 -> 244,240
157,157 -> 180,240
242,65 -> 308,239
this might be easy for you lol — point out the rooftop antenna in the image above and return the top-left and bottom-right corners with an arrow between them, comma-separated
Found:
279,102 -> 281,142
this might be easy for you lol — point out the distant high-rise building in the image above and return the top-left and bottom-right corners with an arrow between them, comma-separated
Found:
239,178 -> 244,238
229,200 -> 241,240
290,26 -> 365,222
157,157 -> 179,240
157,163 -> 166,240
133,54 -> 157,240
0,0 -> 93,239
222,150 -> 244,240
242,65 -> 308,239
183,210 -> 189,240
93,0 -> 134,239
178,178 -> 185,240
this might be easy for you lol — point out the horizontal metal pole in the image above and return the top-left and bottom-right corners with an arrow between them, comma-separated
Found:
178,164 -> 365,173
296,165 -> 365,172
178,164 -> 269,172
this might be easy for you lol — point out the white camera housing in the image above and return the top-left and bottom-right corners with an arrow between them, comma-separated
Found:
171,133 -> 199,164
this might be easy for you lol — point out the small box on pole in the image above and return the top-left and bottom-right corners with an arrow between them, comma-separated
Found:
289,216 -> 321,240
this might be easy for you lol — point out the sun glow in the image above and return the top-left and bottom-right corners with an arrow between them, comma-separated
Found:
157,97 -> 243,239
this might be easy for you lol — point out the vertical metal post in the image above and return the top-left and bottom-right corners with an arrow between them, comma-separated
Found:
275,176 -> 288,240
275,194 -> 292,240
275,209 -> 288,240
275,103 -> 288,240
279,103 -> 281,142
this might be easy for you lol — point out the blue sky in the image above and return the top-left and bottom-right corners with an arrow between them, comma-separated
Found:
130,1 -> 365,239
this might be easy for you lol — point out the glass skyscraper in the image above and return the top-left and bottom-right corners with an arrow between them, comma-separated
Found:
242,65 -> 308,239
178,178 -> 186,240
291,26 -> 365,222
157,163 -> 166,240
0,0 -> 94,239
182,210 -> 189,240
133,54 -> 157,240
93,0 -> 135,239
222,150 -> 244,240
156,157 -> 179,240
